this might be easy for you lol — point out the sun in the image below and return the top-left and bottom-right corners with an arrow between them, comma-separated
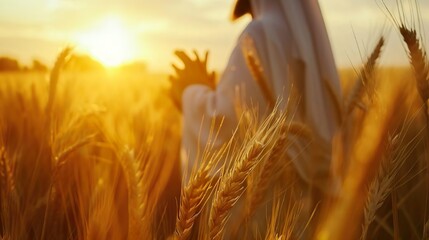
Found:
75,17 -> 137,67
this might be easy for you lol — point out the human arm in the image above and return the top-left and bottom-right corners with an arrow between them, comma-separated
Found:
169,50 -> 216,111
179,40 -> 269,174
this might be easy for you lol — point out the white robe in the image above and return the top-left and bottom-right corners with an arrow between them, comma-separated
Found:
181,0 -> 342,193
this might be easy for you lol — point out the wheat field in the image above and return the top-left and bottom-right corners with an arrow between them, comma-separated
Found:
1,5 -> 429,240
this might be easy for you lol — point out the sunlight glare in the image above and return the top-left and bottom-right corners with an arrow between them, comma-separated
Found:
76,17 -> 137,67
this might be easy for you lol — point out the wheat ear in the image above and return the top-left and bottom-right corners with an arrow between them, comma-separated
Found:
40,51 -> 71,237
0,145 -> 22,239
399,26 -> 429,237
45,47 -> 72,131
53,133 -> 97,175
0,147 -> 16,196
345,37 -> 384,116
245,122 -> 312,219
121,146 -> 152,239
174,153 -> 218,240
360,135 -> 397,240
399,26 -> 429,118
242,37 -> 276,109
208,110 -> 281,240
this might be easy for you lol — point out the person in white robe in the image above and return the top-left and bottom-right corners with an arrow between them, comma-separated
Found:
169,1 -> 342,233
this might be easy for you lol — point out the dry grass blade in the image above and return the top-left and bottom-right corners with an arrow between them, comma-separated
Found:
345,37 -> 385,116
208,110 -> 282,240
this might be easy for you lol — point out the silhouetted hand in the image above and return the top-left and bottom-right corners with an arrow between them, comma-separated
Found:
169,50 -> 216,111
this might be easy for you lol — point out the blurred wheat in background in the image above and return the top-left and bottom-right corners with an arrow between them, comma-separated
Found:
1,1 -> 429,240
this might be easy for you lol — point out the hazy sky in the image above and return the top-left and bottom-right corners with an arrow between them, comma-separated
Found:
0,0 -> 428,72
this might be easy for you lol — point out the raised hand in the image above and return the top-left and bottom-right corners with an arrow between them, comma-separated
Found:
169,50 -> 216,111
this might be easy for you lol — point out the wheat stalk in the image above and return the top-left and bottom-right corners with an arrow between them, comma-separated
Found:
360,135 -> 397,240
174,117 -> 232,239
208,110 -> 282,239
360,120 -> 423,239
359,107 -> 424,239
244,122 -> 312,219
0,146 -> 22,239
53,133 -> 97,176
400,26 -> 429,104
45,47 -> 72,132
209,142 -> 267,239
0,147 -> 16,196
174,151 -> 220,239
40,47 -> 73,240
242,37 -> 276,109
399,25 -> 429,238
345,37 -> 384,116
121,146 -> 152,239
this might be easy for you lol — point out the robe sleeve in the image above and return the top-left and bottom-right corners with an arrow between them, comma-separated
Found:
181,23 -> 268,175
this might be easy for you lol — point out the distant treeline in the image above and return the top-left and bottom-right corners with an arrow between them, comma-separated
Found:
0,55 -> 146,73
0,57 -> 48,72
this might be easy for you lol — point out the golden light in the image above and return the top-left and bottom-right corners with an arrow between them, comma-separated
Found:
75,16 -> 137,67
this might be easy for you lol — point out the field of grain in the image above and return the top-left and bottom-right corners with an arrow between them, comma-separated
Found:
1,6 -> 429,240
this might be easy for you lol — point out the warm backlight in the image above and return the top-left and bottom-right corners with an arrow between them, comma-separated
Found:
75,17 -> 137,67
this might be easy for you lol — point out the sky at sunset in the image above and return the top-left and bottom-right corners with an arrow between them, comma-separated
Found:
0,0 -> 428,72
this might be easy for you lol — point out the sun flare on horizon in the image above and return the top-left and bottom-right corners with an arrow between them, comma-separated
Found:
75,16 -> 138,67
